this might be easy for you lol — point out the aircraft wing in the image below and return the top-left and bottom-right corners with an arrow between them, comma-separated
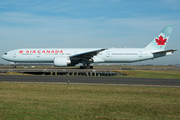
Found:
70,48 -> 106,60
152,49 -> 178,54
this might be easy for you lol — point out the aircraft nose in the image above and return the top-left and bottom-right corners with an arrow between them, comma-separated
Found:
1,55 -> 6,60
1,55 -> 5,59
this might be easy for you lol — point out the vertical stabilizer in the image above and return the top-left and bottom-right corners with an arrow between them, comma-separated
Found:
145,25 -> 173,50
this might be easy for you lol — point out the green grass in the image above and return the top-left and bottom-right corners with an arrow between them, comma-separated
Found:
0,83 -> 180,120
114,70 -> 180,79
0,72 -> 32,76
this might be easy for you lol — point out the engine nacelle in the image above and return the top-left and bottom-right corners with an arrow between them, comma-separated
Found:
54,57 -> 71,67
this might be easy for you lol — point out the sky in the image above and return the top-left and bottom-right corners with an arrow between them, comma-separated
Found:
0,0 -> 180,65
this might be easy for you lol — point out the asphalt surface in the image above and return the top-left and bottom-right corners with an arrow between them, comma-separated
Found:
0,75 -> 180,86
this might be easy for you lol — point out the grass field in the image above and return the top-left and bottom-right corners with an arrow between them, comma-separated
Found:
114,70 -> 180,79
0,83 -> 180,120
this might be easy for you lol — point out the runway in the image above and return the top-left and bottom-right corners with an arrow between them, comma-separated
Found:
0,75 -> 180,86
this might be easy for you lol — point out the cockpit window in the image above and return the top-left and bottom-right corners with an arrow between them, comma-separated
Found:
4,53 -> 7,55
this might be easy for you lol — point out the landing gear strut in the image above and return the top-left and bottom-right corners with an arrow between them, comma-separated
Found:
13,63 -> 16,68
80,63 -> 93,69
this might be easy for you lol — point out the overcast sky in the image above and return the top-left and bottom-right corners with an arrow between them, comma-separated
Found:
0,0 -> 180,65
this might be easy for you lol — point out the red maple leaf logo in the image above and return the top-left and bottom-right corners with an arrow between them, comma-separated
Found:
155,36 -> 167,45
19,50 -> 23,54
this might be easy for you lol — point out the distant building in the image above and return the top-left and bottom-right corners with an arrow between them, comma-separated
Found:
145,64 -> 153,66
175,64 -> 180,68
168,64 -> 173,66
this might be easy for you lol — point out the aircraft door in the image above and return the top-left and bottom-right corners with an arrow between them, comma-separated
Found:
37,53 -> 41,57
138,51 -> 142,57
13,51 -> 16,57
106,51 -> 110,57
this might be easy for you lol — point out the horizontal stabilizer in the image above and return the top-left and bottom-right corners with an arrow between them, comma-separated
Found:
152,49 -> 178,54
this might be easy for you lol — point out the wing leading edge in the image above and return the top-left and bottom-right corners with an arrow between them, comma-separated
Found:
70,48 -> 106,60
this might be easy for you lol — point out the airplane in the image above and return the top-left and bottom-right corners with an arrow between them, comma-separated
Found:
1,25 -> 177,69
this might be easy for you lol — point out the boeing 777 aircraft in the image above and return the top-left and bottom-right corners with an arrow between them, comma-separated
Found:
1,25 -> 177,69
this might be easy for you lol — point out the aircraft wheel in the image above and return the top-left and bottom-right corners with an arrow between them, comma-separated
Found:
80,66 -> 84,69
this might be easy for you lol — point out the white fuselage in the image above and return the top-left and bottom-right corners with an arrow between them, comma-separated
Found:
2,48 -> 161,63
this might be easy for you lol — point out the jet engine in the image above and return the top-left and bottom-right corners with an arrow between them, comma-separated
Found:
54,57 -> 71,66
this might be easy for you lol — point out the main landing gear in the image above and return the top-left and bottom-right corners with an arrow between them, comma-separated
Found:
13,63 -> 16,68
80,66 -> 93,69
79,63 -> 93,69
